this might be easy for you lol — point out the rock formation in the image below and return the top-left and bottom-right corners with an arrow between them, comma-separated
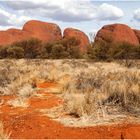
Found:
0,29 -> 30,46
0,20 -> 140,52
22,20 -> 62,42
134,29 -> 140,43
63,28 -> 90,52
95,24 -> 139,46
0,20 -> 62,46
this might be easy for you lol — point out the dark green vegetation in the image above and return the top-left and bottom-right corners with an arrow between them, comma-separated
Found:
0,37 -> 81,59
0,37 -> 140,59
87,39 -> 140,60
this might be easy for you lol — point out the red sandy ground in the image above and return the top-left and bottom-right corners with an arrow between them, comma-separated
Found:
0,82 -> 140,139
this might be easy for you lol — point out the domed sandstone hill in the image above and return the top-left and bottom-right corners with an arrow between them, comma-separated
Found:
95,24 -> 139,46
0,21 -> 140,49
134,29 -> 140,43
0,29 -> 30,46
22,20 -> 62,42
63,28 -> 90,52
0,20 -> 62,46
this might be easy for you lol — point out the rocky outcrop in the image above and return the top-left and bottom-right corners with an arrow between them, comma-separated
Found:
0,29 -> 30,46
0,20 -> 62,46
95,24 -> 139,46
0,20 -> 139,51
0,20 -> 90,51
134,29 -> 140,43
63,28 -> 90,52
22,20 -> 62,42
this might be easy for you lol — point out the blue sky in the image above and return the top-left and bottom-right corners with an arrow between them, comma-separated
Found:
0,0 -> 140,37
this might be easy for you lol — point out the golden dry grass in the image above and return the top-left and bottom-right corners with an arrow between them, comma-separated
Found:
0,59 -> 139,126
0,121 -> 10,139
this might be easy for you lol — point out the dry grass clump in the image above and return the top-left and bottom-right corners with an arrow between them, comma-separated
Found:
62,63 -> 140,126
7,97 -> 29,108
0,59 -> 87,96
0,59 -> 40,96
0,59 -> 139,126
0,59 -> 71,106
116,59 -> 140,69
18,84 -> 35,98
7,84 -> 35,108
0,121 -> 10,139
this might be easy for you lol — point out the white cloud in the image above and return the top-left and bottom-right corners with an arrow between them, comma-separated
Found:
0,8 -> 11,25
133,8 -> 140,21
5,0 -> 95,22
95,3 -> 124,21
0,7 -> 31,27
5,0 -> 58,10
9,15 -> 31,26
1,0 -> 124,23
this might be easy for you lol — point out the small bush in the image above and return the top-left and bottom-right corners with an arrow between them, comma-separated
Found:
88,40 -> 140,60
0,37 -> 82,59
50,44 -> 67,59
14,38 -> 43,58
109,42 -> 139,59
87,40 -> 111,60
63,67 -> 140,118
0,46 -> 8,59
6,46 -> 24,58
67,46 -> 82,59
43,37 -> 82,59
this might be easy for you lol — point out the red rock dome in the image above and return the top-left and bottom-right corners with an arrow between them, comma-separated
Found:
63,28 -> 90,52
0,29 -> 30,46
134,29 -> 140,43
95,24 -> 139,46
0,20 -> 62,46
22,20 -> 62,42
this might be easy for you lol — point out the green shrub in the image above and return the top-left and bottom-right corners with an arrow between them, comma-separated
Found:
0,36 -> 139,60
61,37 -> 81,49
87,40 -> 111,60
109,42 -> 140,59
0,46 -> 8,58
6,46 -> 24,59
88,40 -> 140,60
51,44 -> 67,59
13,38 -> 43,58
43,37 -> 82,59
131,45 -> 140,59
67,46 -> 82,59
